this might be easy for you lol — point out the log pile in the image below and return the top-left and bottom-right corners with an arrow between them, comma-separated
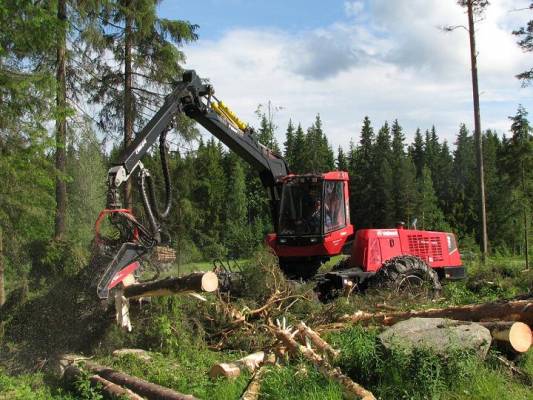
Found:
320,299 -> 532,354
331,299 -> 533,328
62,358 -> 199,400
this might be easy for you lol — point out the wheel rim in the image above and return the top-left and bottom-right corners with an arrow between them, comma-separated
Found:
395,274 -> 426,296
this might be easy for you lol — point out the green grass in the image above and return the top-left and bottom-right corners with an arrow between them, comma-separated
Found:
0,370 -> 76,400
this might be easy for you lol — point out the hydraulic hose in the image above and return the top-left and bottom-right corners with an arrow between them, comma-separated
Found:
146,130 -> 172,220
139,168 -> 161,244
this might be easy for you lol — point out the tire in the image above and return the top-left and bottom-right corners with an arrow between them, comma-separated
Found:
367,255 -> 442,295
279,258 -> 321,280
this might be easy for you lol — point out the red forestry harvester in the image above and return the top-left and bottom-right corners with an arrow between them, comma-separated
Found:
91,70 -> 464,299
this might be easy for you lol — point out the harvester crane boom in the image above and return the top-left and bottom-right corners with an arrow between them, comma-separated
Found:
95,70 -> 288,298
107,70 -> 288,228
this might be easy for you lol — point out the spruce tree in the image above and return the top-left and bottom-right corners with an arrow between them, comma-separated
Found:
451,124 -> 477,238
351,116 -> 375,227
410,128 -> 425,178
283,119 -> 295,169
224,154 -> 252,257
337,146 -> 348,171
86,0 -> 198,209
504,106 -> 532,266
415,167 -> 449,231
291,123 -> 306,173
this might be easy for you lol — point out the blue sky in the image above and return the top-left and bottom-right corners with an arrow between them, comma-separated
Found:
158,0 -> 532,150
158,1 -> 347,38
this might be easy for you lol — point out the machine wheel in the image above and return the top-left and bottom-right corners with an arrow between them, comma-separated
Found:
367,255 -> 442,296
279,258 -> 322,280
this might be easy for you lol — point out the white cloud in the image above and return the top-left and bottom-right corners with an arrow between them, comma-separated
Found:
344,1 -> 365,18
185,0 -> 532,151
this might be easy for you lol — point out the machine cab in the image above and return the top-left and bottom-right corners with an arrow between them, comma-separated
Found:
269,171 -> 354,258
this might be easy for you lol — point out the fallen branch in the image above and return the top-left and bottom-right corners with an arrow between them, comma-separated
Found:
240,366 -> 267,400
82,361 -> 199,400
124,272 -> 218,299
64,364 -> 143,400
494,355 -> 532,385
338,299 -> 533,327
297,322 -> 339,360
271,324 -> 376,400
209,352 -> 269,379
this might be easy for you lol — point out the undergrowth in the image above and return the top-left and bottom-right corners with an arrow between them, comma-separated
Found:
0,251 -> 531,399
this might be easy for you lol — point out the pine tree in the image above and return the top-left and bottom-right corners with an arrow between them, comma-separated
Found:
513,2 -> 533,85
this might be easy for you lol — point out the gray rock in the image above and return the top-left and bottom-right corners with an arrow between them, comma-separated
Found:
378,317 -> 492,359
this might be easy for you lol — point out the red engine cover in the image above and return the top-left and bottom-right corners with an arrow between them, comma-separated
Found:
350,227 -> 462,272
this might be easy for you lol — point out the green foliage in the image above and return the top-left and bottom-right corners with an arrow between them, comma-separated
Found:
0,369 -> 75,399
328,326 -> 485,400
29,238 -> 88,280
261,363 -> 343,400
65,121 -> 106,244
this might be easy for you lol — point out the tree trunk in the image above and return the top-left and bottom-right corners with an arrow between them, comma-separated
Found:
484,321 -> 532,353
123,271 -> 218,299
54,0 -> 67,240
83,362 -> 199,400
272,326 -> 376,400
467,0 -> 488,262
0,228 -> 4,307
64,365 -> 144,400
337,299 -> 533,327
240,366 -> 267,400
123,2 -> 133,210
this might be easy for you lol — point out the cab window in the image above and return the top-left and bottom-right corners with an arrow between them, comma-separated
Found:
324,181 -> 346,233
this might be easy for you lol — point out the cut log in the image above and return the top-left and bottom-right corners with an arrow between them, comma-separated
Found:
209,352 -> 268,379
240,366 -> 267,400
64,365 -> 144,400
123,272 -> 218,299
297,322 -> 340,360
83,361 -> 199,400
272,326 -> 376,400
339,299 -> 533,327
486,321 -> 532,353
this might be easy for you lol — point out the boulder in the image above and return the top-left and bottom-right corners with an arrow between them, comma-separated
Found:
378,317 -> 492,359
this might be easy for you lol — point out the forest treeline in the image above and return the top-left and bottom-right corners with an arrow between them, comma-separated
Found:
0,1 -> 531,280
